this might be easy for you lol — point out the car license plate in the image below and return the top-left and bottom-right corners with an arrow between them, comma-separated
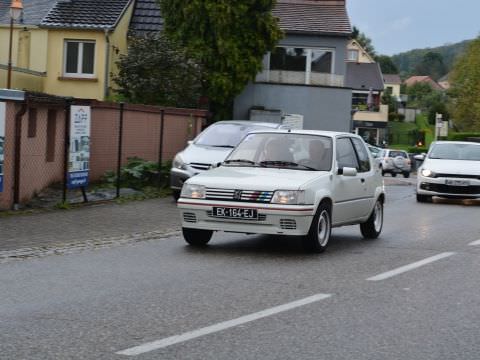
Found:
212,207 -> 258,220
445,179 -> 470,186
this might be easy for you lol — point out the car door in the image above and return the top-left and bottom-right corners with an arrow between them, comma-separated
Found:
351,137 -> 377,216
332,137 -> 367,225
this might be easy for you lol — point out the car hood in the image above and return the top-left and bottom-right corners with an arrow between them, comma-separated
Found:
181,144 -> 234,165
423,158 -> 480,175
186,166 -> 328,191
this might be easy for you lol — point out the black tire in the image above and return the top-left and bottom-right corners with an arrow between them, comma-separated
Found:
403,172 -> 410,178
360,199 -> 383,239
416,194 -> 432,203
391,173 -> 397,177
182,228 -> 213,246
381,170 -> 386,176
172,190 -> 181,201
302,202 -> 332,253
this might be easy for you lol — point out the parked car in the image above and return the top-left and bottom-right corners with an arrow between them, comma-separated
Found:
377,149 -> 411,177
170,121 -> 284,200
177,130 -> 385,253
415,141 -> 480,202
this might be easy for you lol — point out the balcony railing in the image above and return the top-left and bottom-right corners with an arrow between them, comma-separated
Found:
256,70 -> 345,87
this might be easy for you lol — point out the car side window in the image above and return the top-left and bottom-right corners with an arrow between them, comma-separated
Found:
351,138 -> 371,172
336,137 -> 359,170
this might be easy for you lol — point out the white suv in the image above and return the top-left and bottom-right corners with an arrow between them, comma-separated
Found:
177,130 -> 385,253
377,149 -> 411,178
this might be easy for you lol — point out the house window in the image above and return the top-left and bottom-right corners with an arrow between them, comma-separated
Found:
347,50 -> 359,61
46,109 -> 57,162
269,46 -> 334,85
64,40 -> 95,77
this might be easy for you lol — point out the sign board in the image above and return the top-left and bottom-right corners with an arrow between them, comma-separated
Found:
440,121 -> 449,137
67,106 -> 91,189
0,102 -> 5,192
282,114 -> 304,130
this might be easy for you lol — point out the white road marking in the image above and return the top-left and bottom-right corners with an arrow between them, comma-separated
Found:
366,252 -> 456,281
468,239 -> 480,246
116,293 -> 332,356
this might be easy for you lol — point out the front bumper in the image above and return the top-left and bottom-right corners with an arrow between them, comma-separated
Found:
170,168 -> 197,191
417,175 -> 480,198
177,199 -> 316,236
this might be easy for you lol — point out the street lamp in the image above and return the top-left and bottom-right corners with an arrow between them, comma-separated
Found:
7,0 -> 23,89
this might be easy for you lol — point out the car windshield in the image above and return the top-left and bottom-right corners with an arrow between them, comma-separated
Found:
429,143 -> 480,161
389,151 -> 407,158
194,123 -> 270,147
225,133 -> 333,171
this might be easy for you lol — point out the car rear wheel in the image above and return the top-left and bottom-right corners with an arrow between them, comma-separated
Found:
391,173 -> 397,177
416,194 -> 432,203
302,202 -> 331,253
182,228 -> 213,246
403,172 -> 410,178
360,199 -> 383,239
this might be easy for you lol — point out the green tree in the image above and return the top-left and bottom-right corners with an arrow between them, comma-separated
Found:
113,34 -> 204,108
406,82 -> 449,124
352,26 -> 376,56
375,55 -> 399,74
449,37 -> 480,131
414,52 -> 447,80
158,0 -> 283,119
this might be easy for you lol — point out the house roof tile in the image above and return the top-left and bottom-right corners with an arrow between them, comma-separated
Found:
0,0 -> 56,26
346,62 -> 385,91
273,0 -> 351,36
128,0 -> 351,36
40,0 -> 132,30
404,76 -> 443,90
383,74 -> 401,85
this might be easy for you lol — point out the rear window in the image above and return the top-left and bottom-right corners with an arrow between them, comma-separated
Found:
389,151 -> 407,158
195,123 -> 269,147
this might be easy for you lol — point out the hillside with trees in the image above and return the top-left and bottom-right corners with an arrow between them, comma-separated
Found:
391,40 -> 473,78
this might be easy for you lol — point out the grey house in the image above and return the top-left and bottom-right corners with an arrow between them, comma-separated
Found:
233,0 -> 353,132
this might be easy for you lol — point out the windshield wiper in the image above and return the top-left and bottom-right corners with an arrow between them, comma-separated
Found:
211,145 -> 235,148
260,161 -> 317,171
223,159 -> 259,166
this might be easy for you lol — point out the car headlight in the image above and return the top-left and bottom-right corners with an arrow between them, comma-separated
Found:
173,154 -> 187,170
271,190 -> 305,205
181,184 -> 206,199
421,169 -> 435,177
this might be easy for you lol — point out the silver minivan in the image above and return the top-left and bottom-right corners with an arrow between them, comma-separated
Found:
170,121 -> 284,199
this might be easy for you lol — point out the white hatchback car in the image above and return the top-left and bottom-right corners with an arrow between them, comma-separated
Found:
177,130 -> 385,253
416,141 -> 480,202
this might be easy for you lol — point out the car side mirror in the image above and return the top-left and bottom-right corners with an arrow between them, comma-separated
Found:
338,167 -> 357,177
414,154 -> 425,161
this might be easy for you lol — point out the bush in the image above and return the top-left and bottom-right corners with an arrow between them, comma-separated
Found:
397,113 -> 405,122
407,146 -> 428,154
448,132 -> 480,141
389,112 -> 399,122
103,157 -> 171,190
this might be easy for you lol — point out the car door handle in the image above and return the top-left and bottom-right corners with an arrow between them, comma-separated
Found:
360,178 -> 365,183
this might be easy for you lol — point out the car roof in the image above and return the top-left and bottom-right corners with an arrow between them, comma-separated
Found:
214,120 -> 282,128
244,128 -> 360,139
433,141 -> 480,146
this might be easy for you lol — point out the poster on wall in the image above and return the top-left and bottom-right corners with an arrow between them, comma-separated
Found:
67,106 -> 91,189
0,102 -> 5,193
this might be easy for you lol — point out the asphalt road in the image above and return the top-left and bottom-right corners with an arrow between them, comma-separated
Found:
1,182 -> 480,359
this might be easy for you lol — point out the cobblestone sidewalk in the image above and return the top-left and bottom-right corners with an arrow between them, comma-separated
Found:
0,197 -> 180,262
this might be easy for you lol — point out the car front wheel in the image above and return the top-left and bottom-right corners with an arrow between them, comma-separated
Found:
182,228 -> 213,246
302,203 -> 332,253
360,199 -> 383,239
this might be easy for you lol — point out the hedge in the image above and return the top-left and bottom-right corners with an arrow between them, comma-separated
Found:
448,132 -> 480,141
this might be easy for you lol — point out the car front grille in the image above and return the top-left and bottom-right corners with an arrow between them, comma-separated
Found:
420,183 -> 480,195
190,163 -> 211,171
205,188 -> 274,203
433,173 -> 480,180
280,219 -> 297,230
183,212 -> 197,223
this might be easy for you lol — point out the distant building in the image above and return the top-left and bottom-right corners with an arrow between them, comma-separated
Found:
346,39 -> 375,63
383,74 -> 402,99
404,76 -> 443,91
438,74 -> 450,90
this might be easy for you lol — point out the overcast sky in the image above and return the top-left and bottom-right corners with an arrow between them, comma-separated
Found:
347,0 -> 480,55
